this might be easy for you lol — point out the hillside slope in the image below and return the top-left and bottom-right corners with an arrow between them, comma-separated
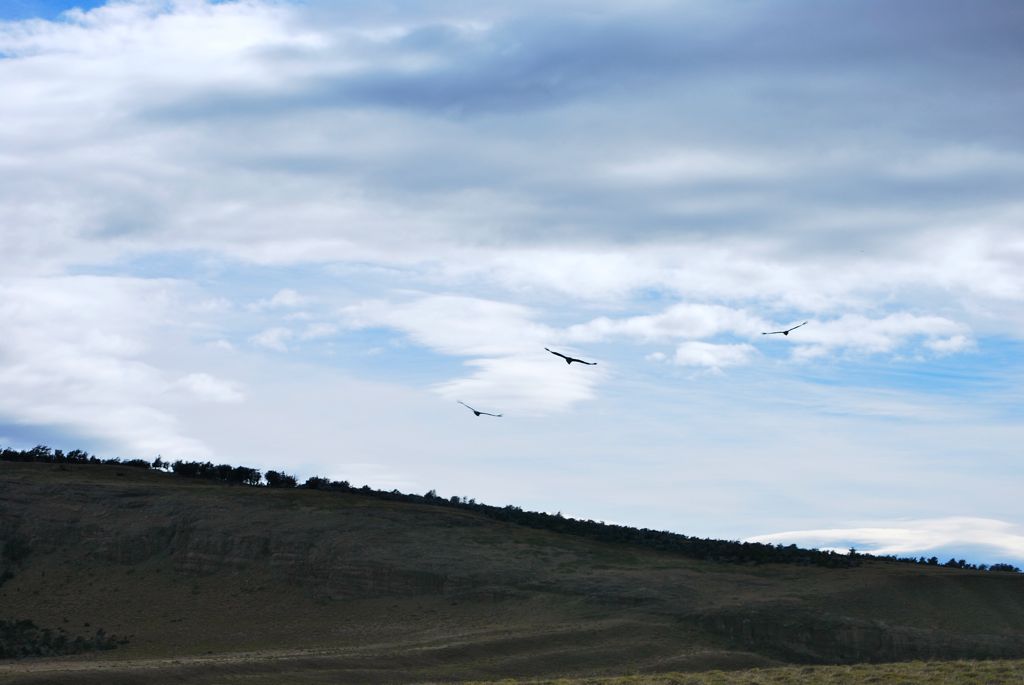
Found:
2,462 -> 1023,683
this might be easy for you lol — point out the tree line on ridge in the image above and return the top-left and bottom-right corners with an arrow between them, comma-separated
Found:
2,445 -> 1020,573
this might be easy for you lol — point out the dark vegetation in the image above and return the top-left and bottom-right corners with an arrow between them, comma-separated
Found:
2,444 -> 1021,573
1,531 -> 32,589
3,458 -> 1024,680
0,619 -> 124,659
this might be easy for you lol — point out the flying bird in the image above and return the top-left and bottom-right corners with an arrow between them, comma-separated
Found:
457,401 -> 502,417
762,321 -> 808,336
545,347 -> 597,365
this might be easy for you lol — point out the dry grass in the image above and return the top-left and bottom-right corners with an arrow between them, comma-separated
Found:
5,657 -> 1024,685
463,659 -> 1024,684
3,462 -> 1024,684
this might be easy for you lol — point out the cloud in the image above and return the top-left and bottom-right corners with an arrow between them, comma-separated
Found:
0,0 -> 1021,561
344,295 -> 602,412
435,352 -> 599,414
299,322 -> 337,340
0,275 -> 212,455
250,327 -> 294,351
344,295 -> 552,357
0,0 -> 1021,297
925,334 -> 973,355
567,304 -> 766,343
0,1 -> 1018,375
174,372 -> 244,403
747,517 -> 1024,564
787,313 -> 971,357
605,148 -> 783,184
567,305 -> 971,362
249,288 -> 306,311
671,342 -> 757,370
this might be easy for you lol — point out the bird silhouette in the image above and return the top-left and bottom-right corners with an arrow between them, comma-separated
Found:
762,321 -> 808,336
544,347 -> 597,365
457,401 -> 502,417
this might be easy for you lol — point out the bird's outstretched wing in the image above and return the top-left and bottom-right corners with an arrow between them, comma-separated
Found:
762,321 -> 808,335
545,347 -> 597,365
545,347 -> 570,360
458,400 -> 501,417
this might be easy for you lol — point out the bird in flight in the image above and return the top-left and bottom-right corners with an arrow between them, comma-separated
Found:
457,401 -> 502,417
545,348 -> 597,365
762,321 -> 808,336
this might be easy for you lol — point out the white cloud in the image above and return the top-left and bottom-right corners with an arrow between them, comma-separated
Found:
0,275 -> 210,455
925,334 -> 973,355
435,353 -> 600,415
250,327 -> 293,351
672,341 -> 757,370
0,0 -> 1021,563
0,0 -> 1019,336
885,146 -> 1024,180
604,148 -> 783,184
567,305 -> 970,361
249,288 -> 306,311
299,322 -> 338,340
345,295 -> 602,412
174,372 -> 244,403
270,289 -> 305,308
194,297 -> 232,313
748,517 -> 1024,563
787,313 -> 971,357
344,295 -> 553,357
567,303 -> 766,343
790,344 -> 829,362
208,339 -> 235,352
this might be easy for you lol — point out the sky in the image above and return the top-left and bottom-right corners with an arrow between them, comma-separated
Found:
1,0 -> 1023,566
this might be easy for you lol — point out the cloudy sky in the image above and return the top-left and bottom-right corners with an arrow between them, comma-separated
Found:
2,0 -> 1023,565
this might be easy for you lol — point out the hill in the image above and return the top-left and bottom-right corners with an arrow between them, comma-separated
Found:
2,461 -> 1024,684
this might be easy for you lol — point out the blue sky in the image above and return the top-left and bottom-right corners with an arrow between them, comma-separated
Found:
1,0 -> 1023,566
0,0 -> 103,20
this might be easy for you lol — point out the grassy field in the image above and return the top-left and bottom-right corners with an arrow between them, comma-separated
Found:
3,462 -> 1024,683
4,656 -> 1023,684
465,659 -> 1024,684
